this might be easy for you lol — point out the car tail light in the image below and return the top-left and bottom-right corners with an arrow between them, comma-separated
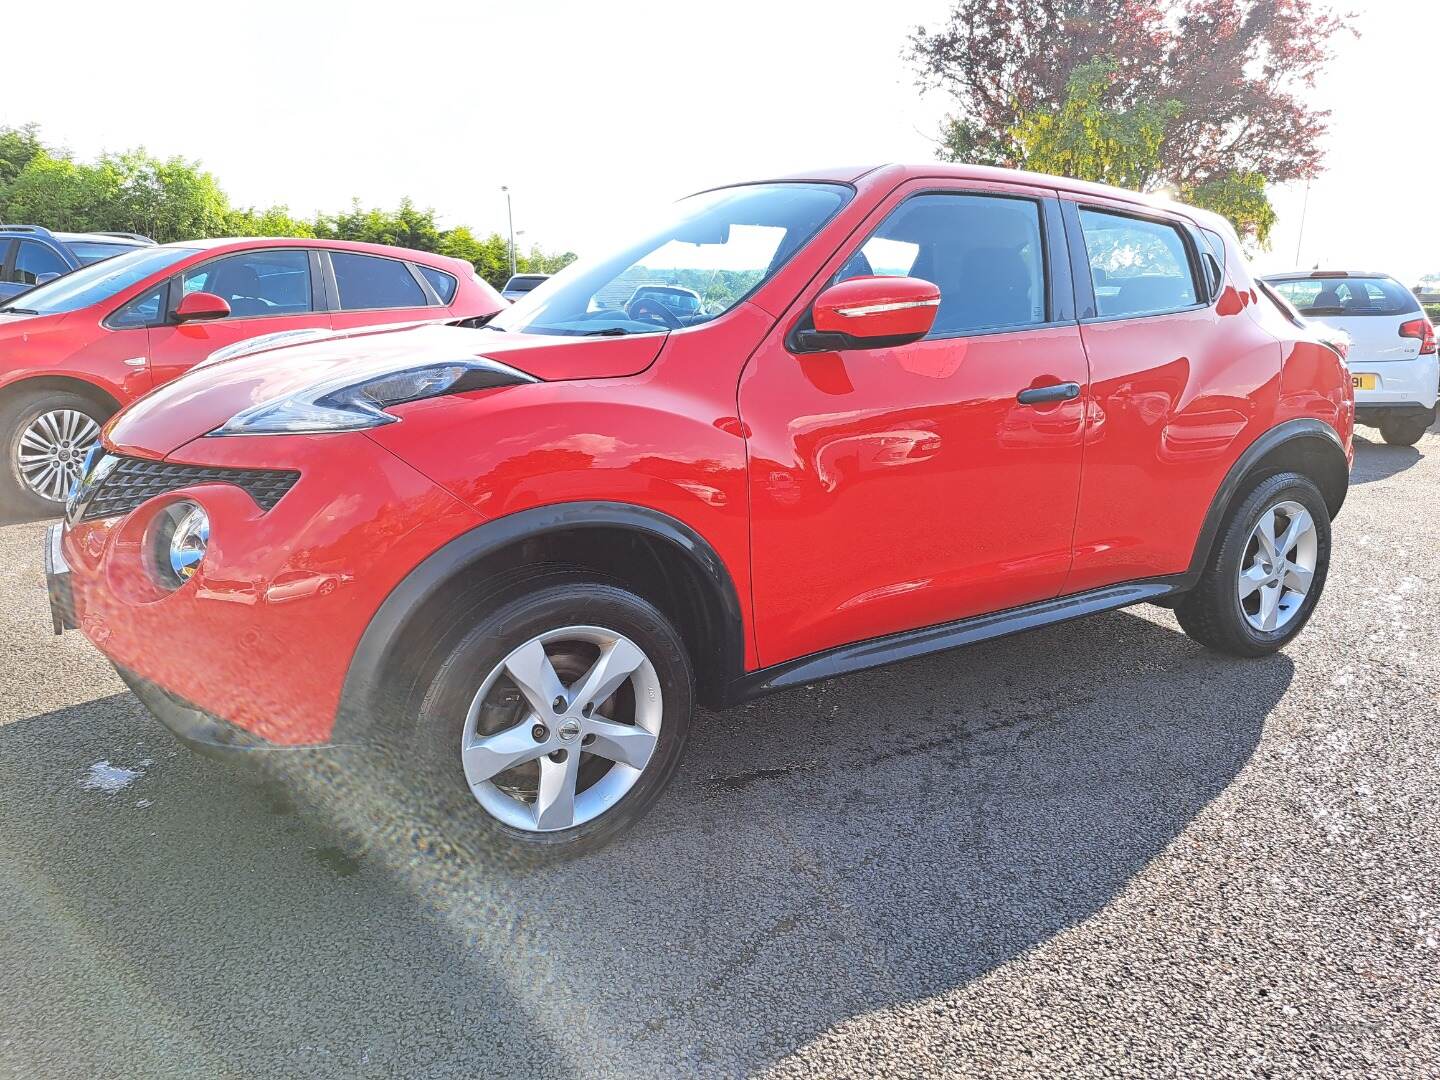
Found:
1399,318 -> 1437,355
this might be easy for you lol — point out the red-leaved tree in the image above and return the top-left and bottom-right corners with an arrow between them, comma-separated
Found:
909,0 -> 1348,187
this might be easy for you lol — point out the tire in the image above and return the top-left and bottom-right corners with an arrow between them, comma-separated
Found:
411,571 -> 693,861
1175,472 -> 1331,658
0,389 -> 109,517
1378,410 -> 1432,447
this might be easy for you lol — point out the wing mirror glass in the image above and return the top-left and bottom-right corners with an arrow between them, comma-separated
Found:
794,275 -> 941,353
174,291 -> 232,323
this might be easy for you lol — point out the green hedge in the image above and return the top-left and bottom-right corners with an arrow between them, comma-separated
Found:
1425,303 -> 1440,322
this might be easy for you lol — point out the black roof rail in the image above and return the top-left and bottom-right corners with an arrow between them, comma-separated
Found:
0,224 -> 56,239
93,231 -> 156,245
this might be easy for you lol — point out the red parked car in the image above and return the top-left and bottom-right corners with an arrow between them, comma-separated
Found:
47,165 -> 1353,857
0,238 -> 503,513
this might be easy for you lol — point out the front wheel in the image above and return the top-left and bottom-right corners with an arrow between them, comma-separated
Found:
1176,472 -> 1332,657
413,574 -> 694,860
0,389 -> 108,516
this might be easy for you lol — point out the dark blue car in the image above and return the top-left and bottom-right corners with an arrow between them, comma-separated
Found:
0,225 -> 155,300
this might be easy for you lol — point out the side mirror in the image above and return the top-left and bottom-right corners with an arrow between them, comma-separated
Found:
35,272 -> 62,286
795,276 -> 941,352
174,291 -> 231,323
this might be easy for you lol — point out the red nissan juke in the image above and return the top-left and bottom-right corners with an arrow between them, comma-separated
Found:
46,165 -> 1354,858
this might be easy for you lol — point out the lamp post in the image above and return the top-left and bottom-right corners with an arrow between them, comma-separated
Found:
502,186 -> 516,280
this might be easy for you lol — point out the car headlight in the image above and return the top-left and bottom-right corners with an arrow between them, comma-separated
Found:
149,502 -> 209,589
209,357 -> 537,436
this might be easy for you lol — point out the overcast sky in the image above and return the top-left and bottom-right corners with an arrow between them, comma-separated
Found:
5,0 -> 1435,282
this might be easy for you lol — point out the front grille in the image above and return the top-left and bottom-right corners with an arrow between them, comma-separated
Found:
78,455 -> 300,523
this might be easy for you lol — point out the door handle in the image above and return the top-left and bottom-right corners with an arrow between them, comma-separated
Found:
1016,382 -> 1081,406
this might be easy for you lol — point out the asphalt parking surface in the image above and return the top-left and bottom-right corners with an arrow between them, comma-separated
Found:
1,427 -> 1437,1079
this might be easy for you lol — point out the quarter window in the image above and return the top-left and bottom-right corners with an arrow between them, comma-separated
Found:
1078,209 -> 1198,318
839,193 -> 1047,336
181,250 -> 312,317
416,264 -> 457,304
331,253 -> 427,310
108,286 -> 166,329
12,241 -> 69,286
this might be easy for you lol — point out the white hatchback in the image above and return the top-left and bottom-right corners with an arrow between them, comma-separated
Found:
1266,271 -> 1438,446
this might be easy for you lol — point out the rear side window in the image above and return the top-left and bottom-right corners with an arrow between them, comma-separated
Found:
839,193 -> 1047,336
1269,276 -> 1420,318
416,264 -> 457,304
12,241 -> 69,286
331,253 -> 427,310
1078,209 -> 1198,318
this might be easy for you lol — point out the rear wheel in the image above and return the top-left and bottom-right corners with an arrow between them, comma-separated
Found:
1176,472 -> 1331,657
0,389 -> 107,516
413,573 -> 693,860
1378,409 -> 1433,447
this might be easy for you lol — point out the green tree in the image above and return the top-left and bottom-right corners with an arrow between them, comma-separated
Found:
1011,61 -> 1182,191
0,123 -> 48,205
2,154 -> 121,232
1181,172 -> 1277,247
313,198 -> 441,251
225,204 -> 315,238
97,150 -> 230,242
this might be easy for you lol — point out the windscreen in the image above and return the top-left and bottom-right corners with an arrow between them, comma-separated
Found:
0,246 -> 195,315
487,182 -> 851,337
1269,276 -> 1420,317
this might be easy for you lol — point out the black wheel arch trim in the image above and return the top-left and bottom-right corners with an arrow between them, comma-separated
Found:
1184,417 -> 1348,580
333,501 -> 746,742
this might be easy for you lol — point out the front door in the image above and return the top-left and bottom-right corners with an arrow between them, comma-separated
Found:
145,248 -> 330,387
740,182 -> 1091,666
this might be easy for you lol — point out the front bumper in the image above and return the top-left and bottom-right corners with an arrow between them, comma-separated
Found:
56,433 -> 484,747
44,523 -> 77,635
113,665 -> 334,762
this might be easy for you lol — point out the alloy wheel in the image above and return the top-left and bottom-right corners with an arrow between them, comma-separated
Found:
1237,499 -> 1318,633
460,626 -> 663,833
16,409 -> 100,504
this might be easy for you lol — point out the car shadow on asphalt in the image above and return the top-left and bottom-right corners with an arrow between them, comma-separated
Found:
1350,432 -> 1426,485
0,607 -> 1293,1077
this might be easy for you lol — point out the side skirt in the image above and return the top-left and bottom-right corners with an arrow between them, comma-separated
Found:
721,576 -> 1191,705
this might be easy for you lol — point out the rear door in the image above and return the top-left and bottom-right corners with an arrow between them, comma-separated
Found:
325,251 -> 441,331
144,248 -> 331,387
1062,199 -> 1281,593
740,179 -> 1090,665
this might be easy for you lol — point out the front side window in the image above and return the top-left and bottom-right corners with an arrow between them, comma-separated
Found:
12,241 -> 69,286
0,246 -> 195,316
488,182 -> 851,337
331,252 -> 427,310
181,249 -> 313,318
1269,276 -> 1420,318
838,193 -> 1047,336
1079,209 -> 1198,318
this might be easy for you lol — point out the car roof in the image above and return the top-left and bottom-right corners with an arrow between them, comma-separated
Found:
734,163 -> 1235,232
156,236 -> 470,268
1262,270 -> 1397,281
50,231 -> 150,245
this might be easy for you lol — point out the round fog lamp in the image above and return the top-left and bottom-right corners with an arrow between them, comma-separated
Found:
152,502 -> 209,587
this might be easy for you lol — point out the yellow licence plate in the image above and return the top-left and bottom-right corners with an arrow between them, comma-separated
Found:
1352,374 -> 1378,390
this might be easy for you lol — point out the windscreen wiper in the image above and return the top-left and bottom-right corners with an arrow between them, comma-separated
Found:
578,327 -> 632,337
0,307 -> 39,315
